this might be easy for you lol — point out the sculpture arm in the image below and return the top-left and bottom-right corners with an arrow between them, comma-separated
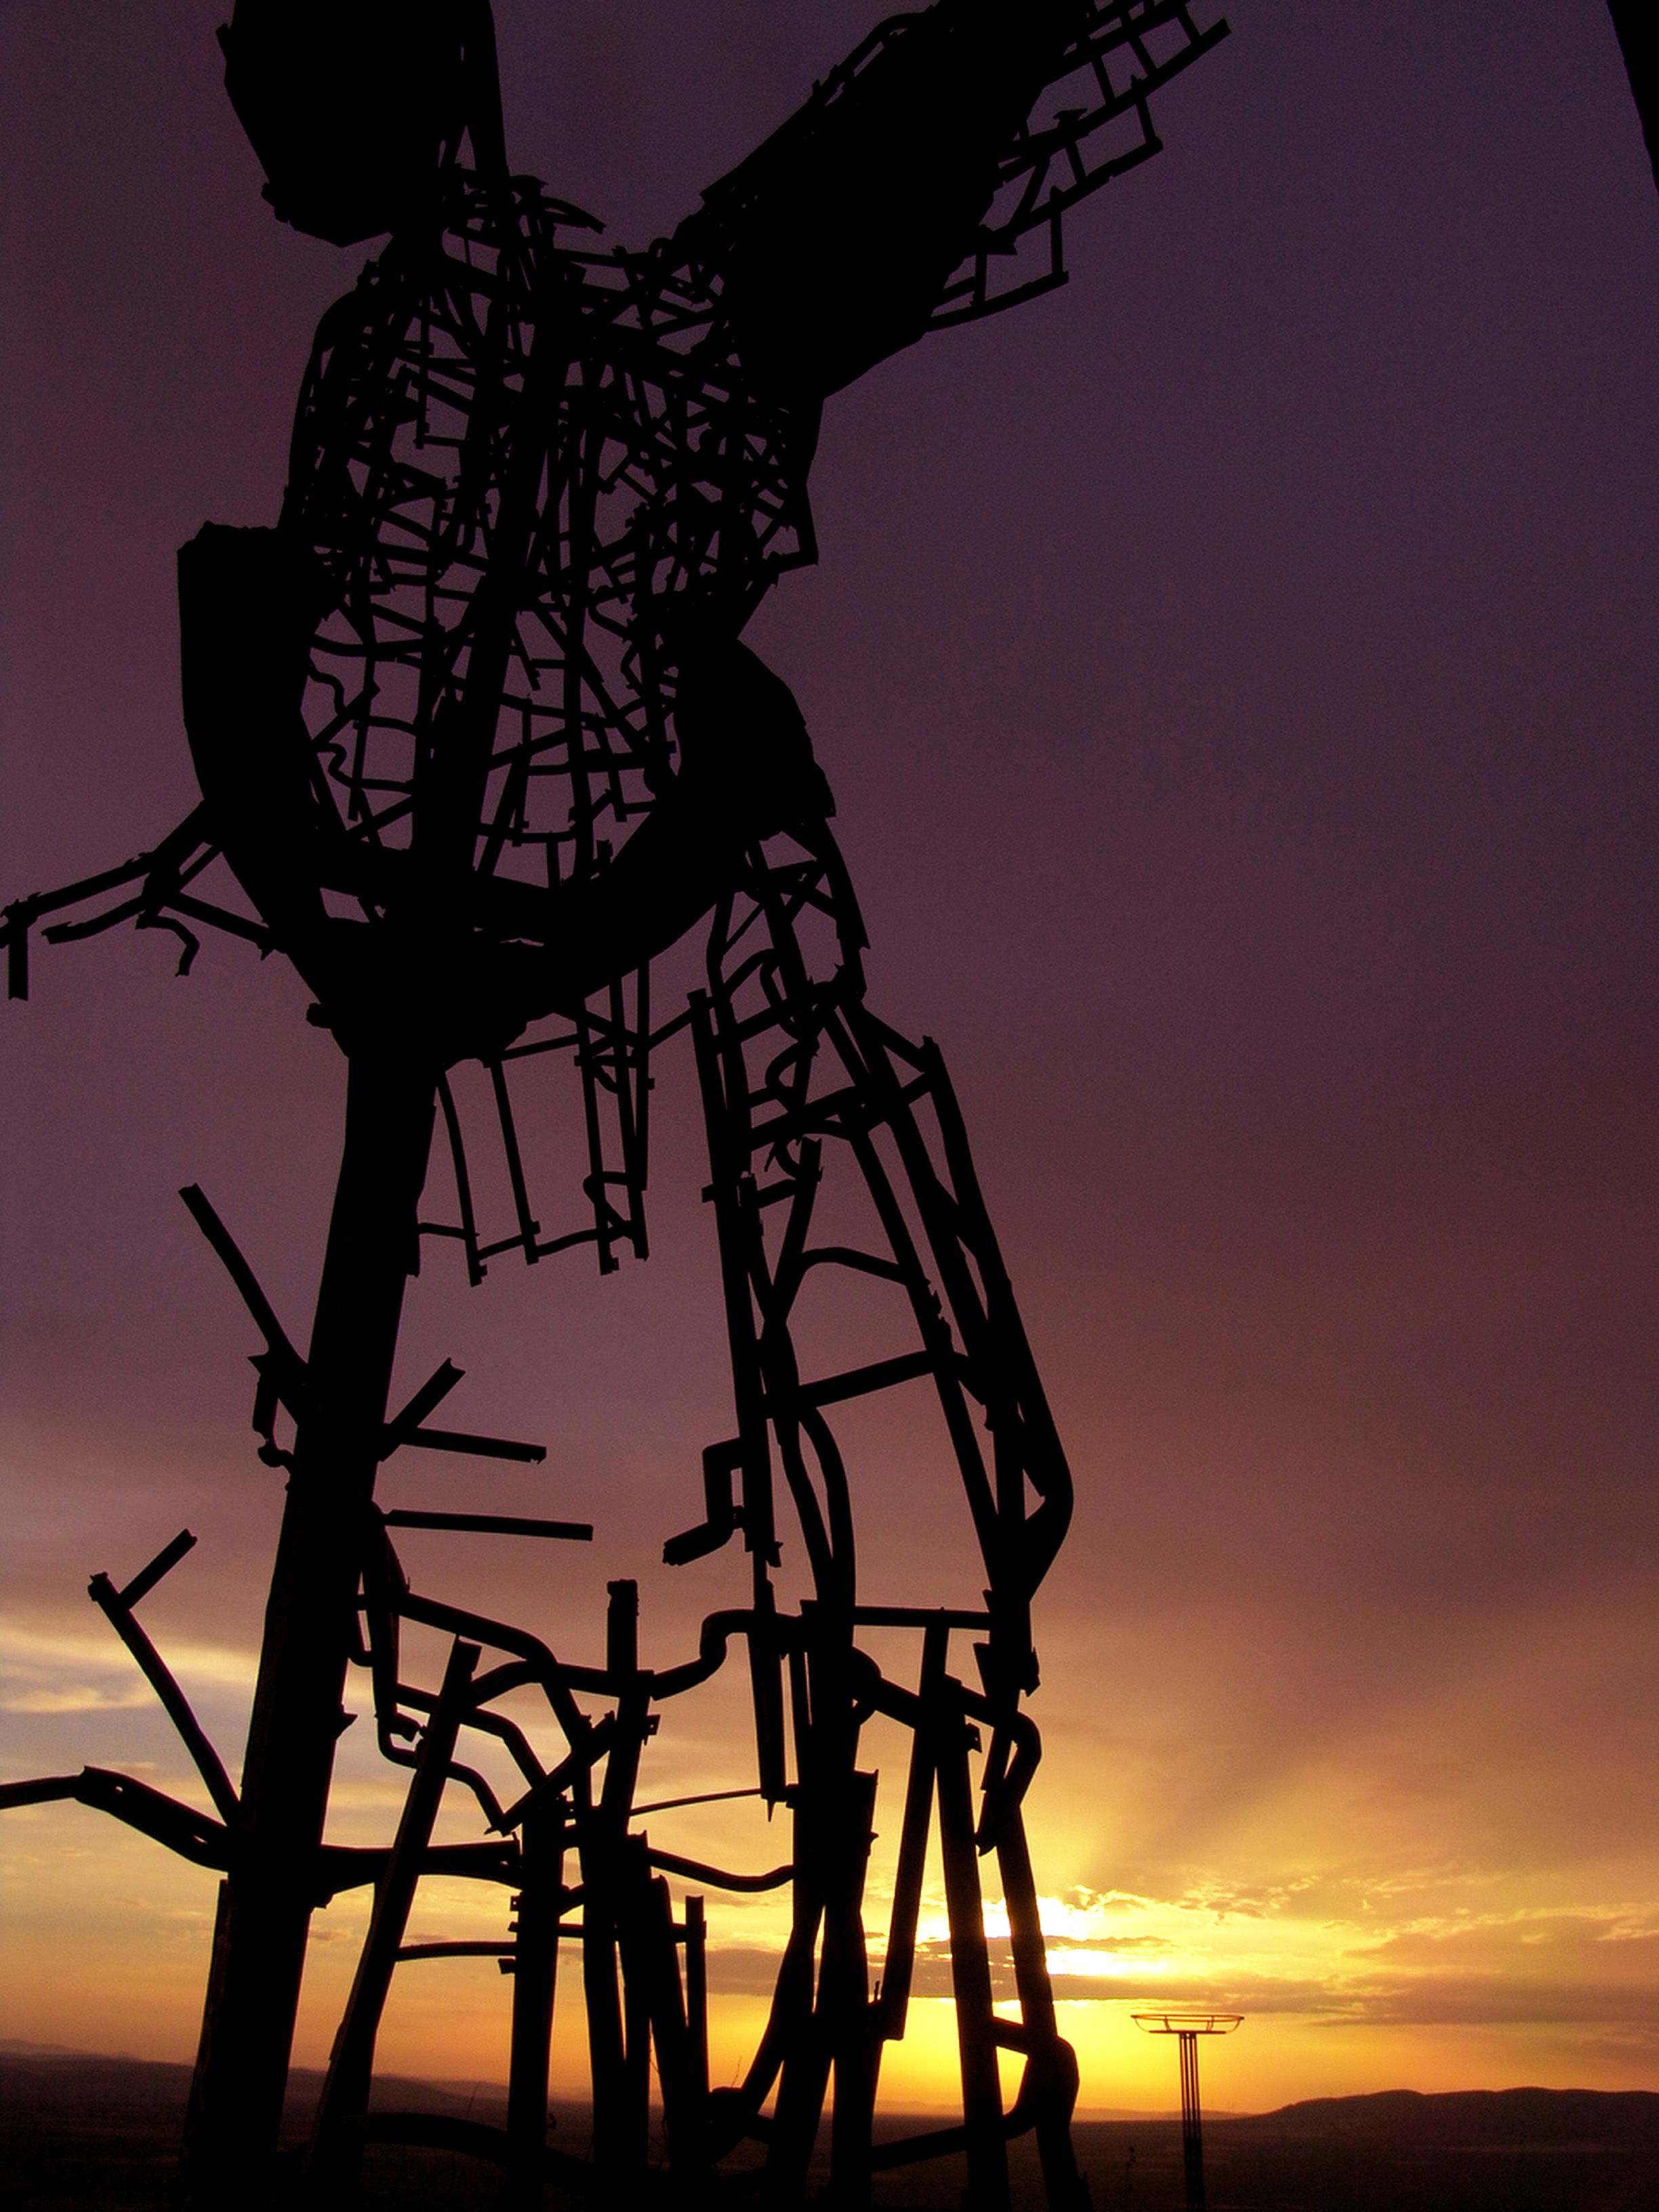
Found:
674,0 -> 1228,401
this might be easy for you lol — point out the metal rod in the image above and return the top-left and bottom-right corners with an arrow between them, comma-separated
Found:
936,1674 -> 1011,2212
309,1639 -> 480,2198
87,1568 -> 239,1827
178,1054 -> 439,2207
383,1509 -> 592,1540
505,1799 -> 565,2207
1180,2031 -> 1206,2212
996,1809 -> 1089,2212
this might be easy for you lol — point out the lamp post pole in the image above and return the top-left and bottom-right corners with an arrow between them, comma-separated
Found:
1131,2013 -> 1243,2212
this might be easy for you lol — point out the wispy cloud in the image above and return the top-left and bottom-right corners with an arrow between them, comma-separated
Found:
676,1882 -> 1659,2039
0,1620 -> 256,1718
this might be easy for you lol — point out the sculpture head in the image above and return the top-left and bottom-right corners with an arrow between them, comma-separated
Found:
218,0 -> 505,246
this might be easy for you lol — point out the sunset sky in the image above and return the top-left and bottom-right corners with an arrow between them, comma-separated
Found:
2,1 -> 1657,2119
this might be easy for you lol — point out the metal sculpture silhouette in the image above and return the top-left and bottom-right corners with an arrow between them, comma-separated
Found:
1608,1 -> 1659,194
1,4 -> 1227,2204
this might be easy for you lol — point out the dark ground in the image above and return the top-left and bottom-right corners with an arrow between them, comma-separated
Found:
5,2050 -> 1659,2209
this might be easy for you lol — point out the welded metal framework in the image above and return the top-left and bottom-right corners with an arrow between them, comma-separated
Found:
1,4 -> 1227,2205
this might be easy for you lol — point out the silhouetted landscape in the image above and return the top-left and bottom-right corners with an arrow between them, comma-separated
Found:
7,3 -> 1659,2210
6,2047 -> 1659,2209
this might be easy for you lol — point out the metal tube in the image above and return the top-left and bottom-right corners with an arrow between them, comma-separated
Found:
310,1639 -> 481,2196
506,1799 -> 565,2206
1179,2031 -> 1206,2212
178,1054 -> 438,2207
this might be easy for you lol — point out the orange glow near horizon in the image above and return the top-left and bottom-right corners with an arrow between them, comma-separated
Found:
5,0 -> 1659,2181
8,1779 -> 1659,2116
7,1576 -> 1659,2113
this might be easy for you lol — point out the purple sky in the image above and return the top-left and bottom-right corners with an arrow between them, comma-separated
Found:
3,1 -> 1657,2108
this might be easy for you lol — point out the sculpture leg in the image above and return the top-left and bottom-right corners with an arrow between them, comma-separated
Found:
823,1764 -> 880,2208
685,830 -> 1086,2206
764,1616 -> 878,2209
505,1800 -> 566,2206
997,1814 -> 1090,2212
309,1639 -> 481,2200
178,1052 -> 438,2207
935,1676 -> 1012,2212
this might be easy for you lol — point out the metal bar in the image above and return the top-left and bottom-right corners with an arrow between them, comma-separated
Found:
488,1057 -> 541,1261
1181,2031 -> 1206,2211
876,1620 -> 947,2044
384,1509 -> 592,1541
396,1424 -> 547,1463
87,1572 -> 239,1826
396,1941 -> 512,1961
783,1347 -> 936,1413
825,1767 -> 880,2207
308,1639 -> 481,2198
180,1057 -> 440,2207
434,1070 -> 486,1286
578,1792 -> 629,2178
178,1184 -> 304,1395
935,1675 -> 1011,2212
685,1895 -> 709,2109
690,990 -> 776,1565
855,1605 -> 989,1631
634,1870 -> 703,2174
576,1001 -> 618,1273
117,1527 -> 199,1610
382,1358 -> 466,1439
506,1801 -> 564,2207
1610,0 -> 1659,194
761,1790 -> 833,2203
996,1809 -> 1089,2212
632,1785 -> 762,1818
0,1765 -> 226,1864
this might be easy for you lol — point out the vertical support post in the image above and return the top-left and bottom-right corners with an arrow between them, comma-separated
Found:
588,1579 -> 651,2181
1179,2032 -> 1205,2212
762,1795 -> 832,2206
1607,0 -> 1659,195
180,1881 -> 232,2160
935,1675 -> 1010,2212
748,1588 -> 787,1805
824,1767 -> 879,2210
180,1053 -> 438,2209
766,1611 -> 868,2208
309,1639 -> 480,2197
996,1810 -> 1088,2211
628,1868 -> 703,2176
878,1620 -> 947,2045
621,1919 -> 653,2168
579,1803 -> 629,2178
685,1894 -> 709,2108
506,1797 -> 565,2207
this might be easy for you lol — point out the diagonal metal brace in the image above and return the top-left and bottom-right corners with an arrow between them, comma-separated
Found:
89,1533 -> 240,1826
380,1359 -> 548,1464
178,1183 -> 308,1465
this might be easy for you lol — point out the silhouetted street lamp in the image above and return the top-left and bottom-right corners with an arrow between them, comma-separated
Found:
1131,2012 -> 1243,2211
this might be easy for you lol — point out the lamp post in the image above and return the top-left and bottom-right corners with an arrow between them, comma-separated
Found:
1131,2012 -> 1242,2211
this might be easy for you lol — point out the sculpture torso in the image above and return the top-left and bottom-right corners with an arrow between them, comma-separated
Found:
282,178 -> 819,904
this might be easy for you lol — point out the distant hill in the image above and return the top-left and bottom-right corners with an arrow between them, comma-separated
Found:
1072,2086 -> 1659,2210
5,2051 -> 1659,2208
1235,2084 -> 1659,2145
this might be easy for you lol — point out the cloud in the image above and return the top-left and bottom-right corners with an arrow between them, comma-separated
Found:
0,1683 -> 152,1715
0,1620 -> 256,1694
676,1885 -> 1659,2041
0,1619 -> 256,1723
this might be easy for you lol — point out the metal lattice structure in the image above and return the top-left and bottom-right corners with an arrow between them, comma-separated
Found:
1,4 -> 1229,2205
